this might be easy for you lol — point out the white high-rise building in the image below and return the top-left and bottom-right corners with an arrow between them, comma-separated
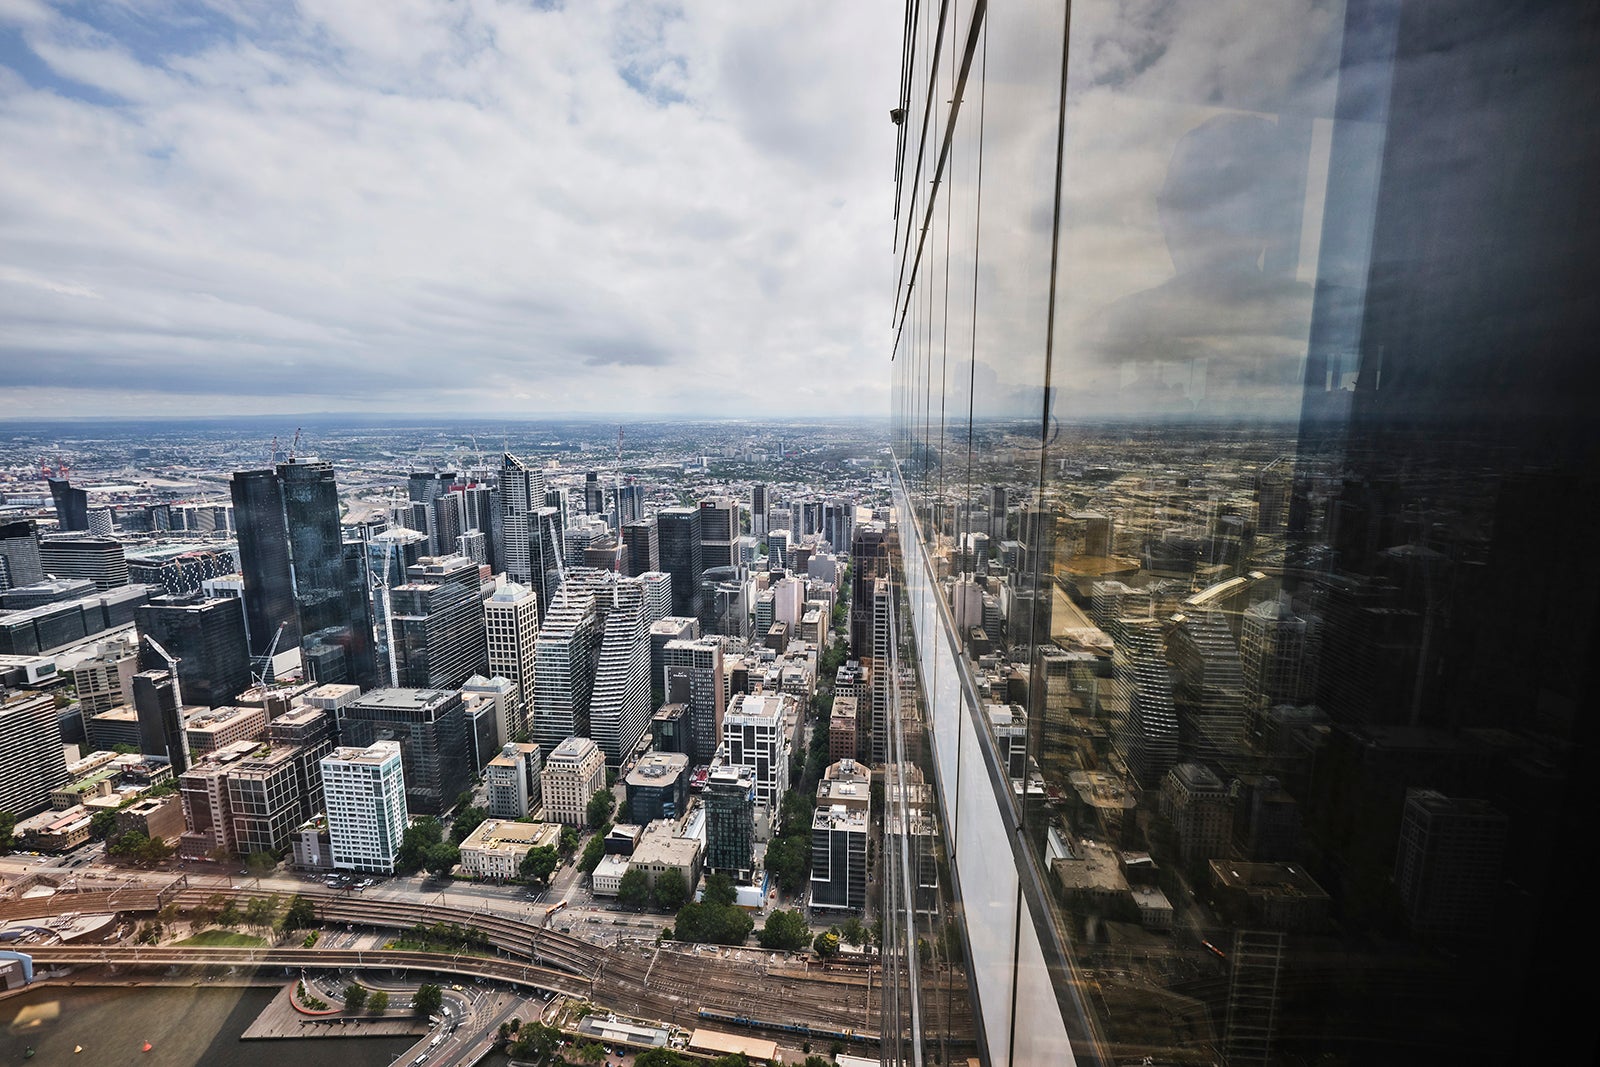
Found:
321,741 -> 407,874
638,571 -> 672,628
720,691 -> 793,813
485,581 -> 539,739
587,574 -> 651,768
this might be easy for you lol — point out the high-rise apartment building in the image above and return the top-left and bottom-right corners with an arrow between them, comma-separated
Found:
655,507 -> 702,619
662,636 -> 725,766
0,691 -> 71,818
484,581 -> 538,740
750,484 -> 768,541
321,741 -> 407,873
719,691 -> 791,814
499,453 -> 542,586
337,688 -> 470,817
0,520 -> 43,591
702,764 -> 754,877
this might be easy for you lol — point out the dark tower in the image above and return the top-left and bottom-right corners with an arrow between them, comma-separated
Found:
656,507 -> 703,618
48,479 -> 89,533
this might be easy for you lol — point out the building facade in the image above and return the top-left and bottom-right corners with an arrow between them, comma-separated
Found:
539,735 -> 605,827
321,741 -> 408,874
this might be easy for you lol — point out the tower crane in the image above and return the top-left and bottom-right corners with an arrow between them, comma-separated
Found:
141,634 -> 192,772
253,622 -> 287,689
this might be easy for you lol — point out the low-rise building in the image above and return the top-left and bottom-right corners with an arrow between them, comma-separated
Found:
631,818 -> 702,893
291,814 -> 334,871
1209,860 -> 1331,932
116,794 -> 185,845
184,705 -> 268,757
16,804 -> 93,852
592,852 -> 631,897
828,696 -> 859,762
457,818 -> 562,881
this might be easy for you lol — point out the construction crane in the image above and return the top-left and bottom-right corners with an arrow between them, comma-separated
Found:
141,634 -> 192,772
371,484 -> 407,686
288,426 -> 303,463
252,622 -> 288,689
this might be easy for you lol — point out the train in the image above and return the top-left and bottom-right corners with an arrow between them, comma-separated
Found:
696,1006 -> 860,1044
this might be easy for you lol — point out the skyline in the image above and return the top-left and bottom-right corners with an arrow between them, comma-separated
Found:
0,1 -> 900,419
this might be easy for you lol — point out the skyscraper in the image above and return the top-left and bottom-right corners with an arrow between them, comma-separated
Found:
0,690 -> 71,817
697,497 -> 739,570
530,577 -> 602,753
499,452 -> 543,587
321,741 -> 407,873
337,688 -> 470,817
0,520 -> 43,591
621,518 -> 659,577
655,506 -> 702,618
585,573 -> 651,768
750,484 -> 768,541
662,636 -> 724,765
49,478 -> 89,532
885,1 -> 1599,1061
230,460 -> 376,686
136,593 -> 251,709
390,554 -> 488,690
484,581 -> 538,740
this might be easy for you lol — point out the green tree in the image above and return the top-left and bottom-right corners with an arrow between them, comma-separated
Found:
412,983 -> 443,1018
507,1020 -> 562,1061
572,1041 -> 605,1065
395,817 -> 445,874
423,842 -> 460,878
245,850 -> 276,877
244,893 -> 281,931
450,805 -> 489,844
89,809 -> 120,841
519,844 -> 559,888
813,929 -> 840,958
674,900 -> 754,946
217,900 -> 241,927
586,788 -> 615,830
455,790 -> 475,812
703,872 -> 737,907
651,867 -> 688,912
635,1051 -> 694,1067
839,916 -> 868,948
757,908 -> 810,951
577,832 -> 607,874
763,833 -> 810,894
559,826 -> 580,856
368,990 -> 389,1014
343,982 -> 368,1012
617,867 -> 652,910
0,811 -> 15,855
281,894 -> 317,932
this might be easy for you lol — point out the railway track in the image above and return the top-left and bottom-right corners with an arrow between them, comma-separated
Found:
8,878 -> 979,1046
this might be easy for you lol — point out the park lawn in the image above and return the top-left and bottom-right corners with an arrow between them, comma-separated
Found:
174,930 -> 268,947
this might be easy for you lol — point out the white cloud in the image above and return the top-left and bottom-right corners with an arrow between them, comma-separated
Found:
0,0 -> 900,417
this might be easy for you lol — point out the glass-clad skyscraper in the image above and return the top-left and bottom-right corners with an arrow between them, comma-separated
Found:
231,460 -> 377,687
887,2 -> 1597,1065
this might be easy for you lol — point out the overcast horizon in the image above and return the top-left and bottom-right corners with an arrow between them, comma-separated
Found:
0,1 -> 900,420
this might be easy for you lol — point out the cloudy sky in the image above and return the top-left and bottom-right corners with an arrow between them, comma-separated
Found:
0,0 -> 900,420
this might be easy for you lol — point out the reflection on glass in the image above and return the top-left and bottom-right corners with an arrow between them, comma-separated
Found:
890,0 -> 1598,1064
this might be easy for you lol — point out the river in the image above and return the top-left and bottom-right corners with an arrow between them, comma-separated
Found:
0,985 -> 419,1067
